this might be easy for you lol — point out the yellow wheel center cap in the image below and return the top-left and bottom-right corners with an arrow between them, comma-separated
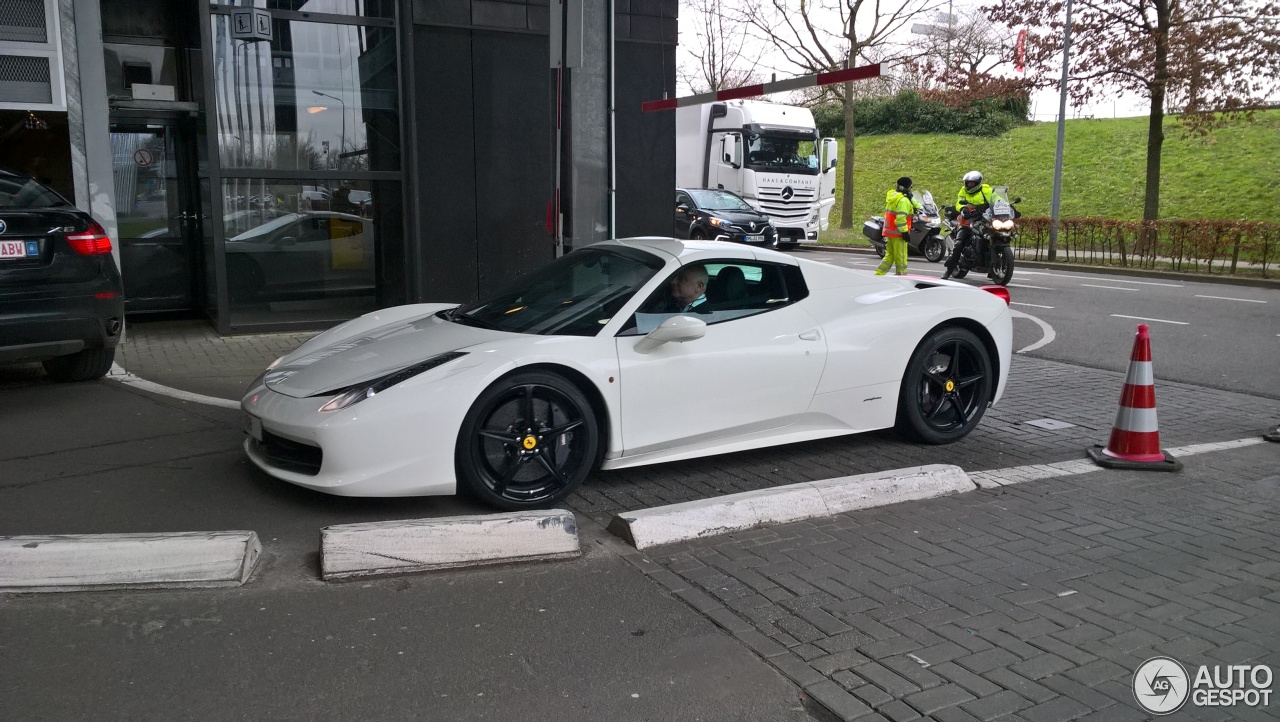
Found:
522,436 -> 538,450
944,380 -> 956,392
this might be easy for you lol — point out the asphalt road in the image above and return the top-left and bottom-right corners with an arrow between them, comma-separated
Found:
799,249 -> 1280,399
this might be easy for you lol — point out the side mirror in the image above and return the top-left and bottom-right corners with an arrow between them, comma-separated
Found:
277,235 -> 297,246
821,137 -> 839,171
634,315 -> 707,354
677,204 -> 691,214
1012,197 -> 1023,204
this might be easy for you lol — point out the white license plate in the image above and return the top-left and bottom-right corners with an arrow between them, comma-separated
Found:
244,413 -> 263,441
746,234 -> 764,243
0,240 -> 29,259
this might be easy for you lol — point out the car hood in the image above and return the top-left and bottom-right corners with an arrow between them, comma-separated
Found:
264,312 -> 512,398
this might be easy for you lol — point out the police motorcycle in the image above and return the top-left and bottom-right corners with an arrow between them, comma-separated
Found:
861,189 -> 949,263
940,186 -> 1019,286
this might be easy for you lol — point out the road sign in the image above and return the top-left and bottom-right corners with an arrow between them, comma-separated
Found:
231,9 -> 272,42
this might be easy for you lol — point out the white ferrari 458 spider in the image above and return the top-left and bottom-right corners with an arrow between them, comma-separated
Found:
242,239 -> 1012,510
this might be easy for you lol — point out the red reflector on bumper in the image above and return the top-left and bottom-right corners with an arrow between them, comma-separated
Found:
95,291 -> 119,299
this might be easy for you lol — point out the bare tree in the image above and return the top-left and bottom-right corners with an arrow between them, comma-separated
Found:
741,0 -> 944,229
989,0 -> 1280,222
677,0 -> 764,94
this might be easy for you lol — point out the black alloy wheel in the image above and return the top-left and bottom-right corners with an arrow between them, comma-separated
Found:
689,228 -> 708,240
897,327 -> 993,444
457,371 -> 599,510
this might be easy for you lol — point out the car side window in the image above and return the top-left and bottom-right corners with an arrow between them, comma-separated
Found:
619,260 -> 808,336
675,191 -> 692,208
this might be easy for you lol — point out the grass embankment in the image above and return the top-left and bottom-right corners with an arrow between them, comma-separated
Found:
822,110 -> 1280,245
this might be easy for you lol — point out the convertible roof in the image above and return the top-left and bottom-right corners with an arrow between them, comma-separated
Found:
610,237 -> 797,265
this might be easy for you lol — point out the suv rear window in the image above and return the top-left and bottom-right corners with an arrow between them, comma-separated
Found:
0,176 -> 70,209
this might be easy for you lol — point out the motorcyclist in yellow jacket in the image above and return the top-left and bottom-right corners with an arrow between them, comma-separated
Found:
945,170 -> 996,280
875,177 -> 922,276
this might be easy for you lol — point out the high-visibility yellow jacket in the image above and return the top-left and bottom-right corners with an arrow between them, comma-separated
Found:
884,189 -> 921,237
955,183 -> 994,212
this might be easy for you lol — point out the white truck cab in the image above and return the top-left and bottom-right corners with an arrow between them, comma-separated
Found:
676,100 -> 839,246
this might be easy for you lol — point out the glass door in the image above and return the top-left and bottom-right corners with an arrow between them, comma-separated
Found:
110,119 -> 202,312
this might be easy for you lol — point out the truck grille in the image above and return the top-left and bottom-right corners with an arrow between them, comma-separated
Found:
757,186 -> 816,222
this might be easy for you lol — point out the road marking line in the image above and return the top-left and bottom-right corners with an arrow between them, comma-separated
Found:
970,437 -> 1265,488
1011,309 -> 1056,353
1018,270 -> 1183,287
1007,283 -> 1054,290
1090,278 -> 1184,287
108,363 -> 240,409
1012,302 -> 1055,309
1110,314 -> 1189,325
1081,283 -> 1139,292
1194,294 -> 1266,303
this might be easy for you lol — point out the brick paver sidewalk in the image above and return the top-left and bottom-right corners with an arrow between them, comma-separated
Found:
627,441 -> 1280,721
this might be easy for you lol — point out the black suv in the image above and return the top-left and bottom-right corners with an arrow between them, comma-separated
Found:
0,169 -> 125,381
675,188 -> 777,245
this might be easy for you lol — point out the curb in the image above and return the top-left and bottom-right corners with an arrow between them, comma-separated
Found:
808,244 -> 1280,289
608,464 -> 973,550
320,510 -> 581,580
0,531 -> 261,593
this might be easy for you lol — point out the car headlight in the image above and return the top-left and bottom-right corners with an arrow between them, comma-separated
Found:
992,219 -> 1015,231
709,217 -> 725,226
316,351 -> 467,413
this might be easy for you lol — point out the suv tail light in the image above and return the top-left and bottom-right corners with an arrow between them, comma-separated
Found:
65,220 -> 113,255
982,286 -> 1011,305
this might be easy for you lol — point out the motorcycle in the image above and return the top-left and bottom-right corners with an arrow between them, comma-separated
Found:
861,190 -> 950,263
940,186 -> 1020,286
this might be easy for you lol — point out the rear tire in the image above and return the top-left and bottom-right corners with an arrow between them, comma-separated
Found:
42,347 -> 115,382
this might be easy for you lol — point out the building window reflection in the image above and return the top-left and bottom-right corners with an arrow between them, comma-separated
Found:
212,16 -> 398,171
222,178 -> 397,327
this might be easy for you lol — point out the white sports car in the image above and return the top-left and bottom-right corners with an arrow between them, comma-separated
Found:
242,239 -> 1012,510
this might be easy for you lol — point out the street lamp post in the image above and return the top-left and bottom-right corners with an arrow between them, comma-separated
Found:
1048,0 -> 1075,262
312,90 -> 346,170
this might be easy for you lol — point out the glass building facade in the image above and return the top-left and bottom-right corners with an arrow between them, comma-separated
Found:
1,0 -> 677,333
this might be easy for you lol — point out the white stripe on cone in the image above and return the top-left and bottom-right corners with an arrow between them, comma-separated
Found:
1124,361 -> 1154,386
1113,406 -> 1160,433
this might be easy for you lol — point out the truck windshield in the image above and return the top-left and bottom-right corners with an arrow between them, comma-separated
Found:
744,134 -> 819,175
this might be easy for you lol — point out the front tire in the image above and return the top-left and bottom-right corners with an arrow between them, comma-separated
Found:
896,327 -> 993,444
989,246 -> 1014,285
923,236 -> 945,263
689,228 -> 708,241
456,371 -> 600,510
42,347 -> 115,382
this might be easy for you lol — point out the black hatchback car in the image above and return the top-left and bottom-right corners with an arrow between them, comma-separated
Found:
0,169 -> 125,381
675,188 -> 777,245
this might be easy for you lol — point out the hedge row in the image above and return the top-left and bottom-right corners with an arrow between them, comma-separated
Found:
1013,218 -> 1280,277
812,91 -> 1030,138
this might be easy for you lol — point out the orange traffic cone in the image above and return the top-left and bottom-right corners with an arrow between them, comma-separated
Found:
1087,324 -> 1182,471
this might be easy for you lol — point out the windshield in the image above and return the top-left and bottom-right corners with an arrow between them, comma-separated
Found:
919,190 -> 938,216
990,186 -> 1013,218
0,175 -> 71,209
451,247 -> 665,336
744,134 -> 819,175
689,189 -> 753,211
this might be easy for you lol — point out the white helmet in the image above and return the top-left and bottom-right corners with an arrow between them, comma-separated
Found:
963,170 -> 983,191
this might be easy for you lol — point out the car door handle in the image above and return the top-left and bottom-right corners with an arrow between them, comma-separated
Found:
799,330 -> 821,341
